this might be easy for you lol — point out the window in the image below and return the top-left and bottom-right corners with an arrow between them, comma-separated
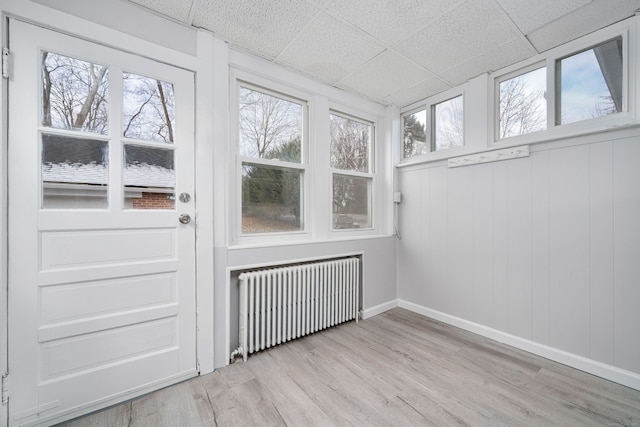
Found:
330,112 -> 373,230
238,84 -> 306,234
402,92 -> 464,159
432,95 -> 463,151
402,109 -> 427,158
556,36 -> 623,125
498,66 -> 547,139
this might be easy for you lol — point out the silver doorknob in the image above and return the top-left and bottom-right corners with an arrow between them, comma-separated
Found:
179,213 -> 191,224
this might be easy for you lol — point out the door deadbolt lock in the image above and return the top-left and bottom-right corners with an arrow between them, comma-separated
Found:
179,213 -> 191,224
179,193 -> 191,203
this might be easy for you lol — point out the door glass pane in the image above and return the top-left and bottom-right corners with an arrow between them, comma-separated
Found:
241,163 -> 302,233
333,174 -> 371,229
123,73 -> 175,143
432,95 -> 464,151
124,145 -> 175,210
556,37 -> 623,125
41,51 -> 109,134
41,133 -> 108,209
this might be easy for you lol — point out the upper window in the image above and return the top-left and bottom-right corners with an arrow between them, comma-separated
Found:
40,51 -> 181,210
402,109 -> 427,158
495,33 -> 627,142
41,51 -> 109,134
432,95 -> 463,151
122,73 -> 175,143
556,36 -> 623,125
498,66 -> 547,139
330,112 -> 373,230
238,84 -> 306,235
402,93 -> 464,159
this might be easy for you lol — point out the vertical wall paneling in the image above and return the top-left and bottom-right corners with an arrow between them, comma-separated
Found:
397,127 -> 640,384
447,166 -> 475,317
613,137 -> 640,373
472,163 -> 494,326
429,166 -> 449,312
397,169 -> 424,302
548,145 -> 591,356
531,150 -> 551,345
420,169 -> 431,303
492,162 -> 509,330
589,141 -> 615,365
506,158 -> 533,339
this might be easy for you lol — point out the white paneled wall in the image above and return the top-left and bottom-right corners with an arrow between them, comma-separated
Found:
397,129 -> 640,377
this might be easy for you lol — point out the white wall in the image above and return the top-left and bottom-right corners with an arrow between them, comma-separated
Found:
397,127 -> 640,388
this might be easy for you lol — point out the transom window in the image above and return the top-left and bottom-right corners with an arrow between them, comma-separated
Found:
432,95 -> 464,151
495,34 -> 626,142
556,36 -> 623,125
402,93 -> 464,159
498,66 -> 547,139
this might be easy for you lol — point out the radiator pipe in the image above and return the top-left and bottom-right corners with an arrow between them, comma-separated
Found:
230,347 -> 244,363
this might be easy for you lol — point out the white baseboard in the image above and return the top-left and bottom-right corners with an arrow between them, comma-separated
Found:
362,299 -> 398,319
397,300 -> 640,392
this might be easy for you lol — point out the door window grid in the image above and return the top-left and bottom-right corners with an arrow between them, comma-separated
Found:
39,51 -> 178,210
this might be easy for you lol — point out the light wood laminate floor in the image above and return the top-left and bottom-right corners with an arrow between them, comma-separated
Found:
57,308 -> 640,426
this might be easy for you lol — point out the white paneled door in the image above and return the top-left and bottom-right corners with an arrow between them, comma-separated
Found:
8,19 -> 197,425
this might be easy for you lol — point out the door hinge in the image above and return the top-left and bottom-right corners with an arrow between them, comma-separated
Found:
1,372 -> 8,405
2,48 -> 9,79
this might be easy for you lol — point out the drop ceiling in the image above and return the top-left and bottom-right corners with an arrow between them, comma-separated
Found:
127,0 -> 640,107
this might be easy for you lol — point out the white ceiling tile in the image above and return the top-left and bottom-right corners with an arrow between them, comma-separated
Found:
129,0 -> 194,22
383,77 -> 452,107
527,0 -> 640,52
276,12 -> 385,83
336,51 -> 432,101
126,0 -> 640,105
395,0 -> 521,74
439,38 -> 533,86
192,0 -> 320,59
496,0 -> 592,34
326,0 -> 455,47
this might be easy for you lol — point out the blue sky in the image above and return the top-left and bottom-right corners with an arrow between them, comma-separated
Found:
560,49 -> 611,123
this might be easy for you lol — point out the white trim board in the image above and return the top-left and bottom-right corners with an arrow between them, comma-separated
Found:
396,300 -> 640,392
362,299 -> 398,320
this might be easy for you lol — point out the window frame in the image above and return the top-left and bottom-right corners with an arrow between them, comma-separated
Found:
492,22 -> 633,145
329,109 -> 376,233
233,78 -> 310,241
400,86 -> 466,163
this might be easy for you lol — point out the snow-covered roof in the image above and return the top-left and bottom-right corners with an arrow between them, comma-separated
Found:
42,162 -> 175,189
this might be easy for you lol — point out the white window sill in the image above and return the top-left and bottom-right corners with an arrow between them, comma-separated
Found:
228,233 -> 394,251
